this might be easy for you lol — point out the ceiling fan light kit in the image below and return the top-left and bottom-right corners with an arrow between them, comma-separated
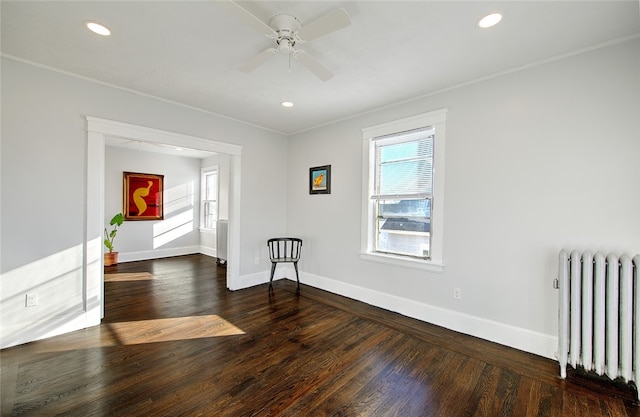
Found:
222,1 -> 351,81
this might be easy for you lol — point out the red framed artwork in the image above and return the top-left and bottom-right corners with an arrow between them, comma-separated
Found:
123,172 -> 164,220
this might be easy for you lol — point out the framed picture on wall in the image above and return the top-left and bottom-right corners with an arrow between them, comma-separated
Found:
309,165 -> 331,195
123,172 -> 164,220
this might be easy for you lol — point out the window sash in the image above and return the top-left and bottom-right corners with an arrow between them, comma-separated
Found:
373,130 -> 433,199
203,171 -> 218,201
374,197 -> 431,259
201,168 -> 218,230
369,128 -> 434,259
203,201 -> 217,229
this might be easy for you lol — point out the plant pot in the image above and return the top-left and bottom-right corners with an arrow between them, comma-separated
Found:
104,252 -> 119,266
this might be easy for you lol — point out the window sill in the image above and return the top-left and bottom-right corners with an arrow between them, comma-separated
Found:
199,228 -> 216,234
360,252 -> 444,272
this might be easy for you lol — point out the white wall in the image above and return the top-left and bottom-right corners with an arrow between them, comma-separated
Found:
105,146 -> 202,261
287,39 -> 640,358
0,57 -> 288,348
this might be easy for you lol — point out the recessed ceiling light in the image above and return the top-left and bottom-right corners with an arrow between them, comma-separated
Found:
281,101 -> 294,108
478,13 -> 502,29
85,21 -> 111,36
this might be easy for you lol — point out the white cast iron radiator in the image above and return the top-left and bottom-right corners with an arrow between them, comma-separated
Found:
557,249 -> 640,397
216,220 -> 228,265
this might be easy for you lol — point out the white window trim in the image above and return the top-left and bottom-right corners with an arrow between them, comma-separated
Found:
200,165 -> 219,233
360,109 -> 447,272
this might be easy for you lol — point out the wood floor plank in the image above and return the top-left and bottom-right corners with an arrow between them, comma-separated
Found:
431,355 -> 487,416
277,332 -> 410,417
2,254 -> 639,416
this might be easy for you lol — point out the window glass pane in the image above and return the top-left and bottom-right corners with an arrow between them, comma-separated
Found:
204,172 -> 217,200
378,159 -> 432,195
375,199 -> 431,258
204,201 -> 217,229
379,198 -> 430,218
379,140 -> 421,162
375,136 -> 433,196
201,169 -> 218,230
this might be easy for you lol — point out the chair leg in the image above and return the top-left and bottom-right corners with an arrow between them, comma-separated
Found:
269,263 -> 278,292
293,261 -> 300,293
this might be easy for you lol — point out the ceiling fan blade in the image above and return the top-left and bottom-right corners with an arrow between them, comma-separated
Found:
298,8 -> 351,42
296,51 -> 334,81
217,0 -> 274,36
239,48 -> 278,73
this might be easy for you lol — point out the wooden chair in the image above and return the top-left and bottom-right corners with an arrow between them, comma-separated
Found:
267,238 -> 302,293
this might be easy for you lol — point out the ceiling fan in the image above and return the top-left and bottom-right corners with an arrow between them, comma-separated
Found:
219,1 -> 351,81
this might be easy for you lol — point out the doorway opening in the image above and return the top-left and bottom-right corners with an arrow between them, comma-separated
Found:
86,117 -> 242,321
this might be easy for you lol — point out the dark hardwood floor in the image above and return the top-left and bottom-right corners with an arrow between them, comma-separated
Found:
2,254 -> 639,416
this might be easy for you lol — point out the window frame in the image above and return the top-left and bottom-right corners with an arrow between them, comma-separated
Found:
372,130 -> 434,259
361,109 -> 447,272
200,165 -> 219,233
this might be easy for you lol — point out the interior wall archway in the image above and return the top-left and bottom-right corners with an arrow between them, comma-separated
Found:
86,117 -> 242,319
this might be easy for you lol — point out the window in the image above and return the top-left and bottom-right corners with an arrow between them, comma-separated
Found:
201,167 -> 218,231
361,109 -> 446,271
374,130 -> 433,258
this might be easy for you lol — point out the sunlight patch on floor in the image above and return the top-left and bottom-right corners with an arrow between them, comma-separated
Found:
104,272 -> 155,282
107,315 -> 245,345
16,315 -> 245,355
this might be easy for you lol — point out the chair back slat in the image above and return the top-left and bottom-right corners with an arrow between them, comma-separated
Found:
267,237 -> 302,262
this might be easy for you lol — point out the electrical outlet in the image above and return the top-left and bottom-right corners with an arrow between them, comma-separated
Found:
26,293 -> 39,307
453,288 -> 462,300
254,257 -> 260,265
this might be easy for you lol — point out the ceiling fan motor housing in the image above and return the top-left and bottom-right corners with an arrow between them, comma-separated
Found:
269,14 -> 301,52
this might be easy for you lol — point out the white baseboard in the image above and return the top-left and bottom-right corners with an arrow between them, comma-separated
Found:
234,265 -> 292,290
234,271 -> 269,289
199,246 -> 217,258
298,271 -> 557,360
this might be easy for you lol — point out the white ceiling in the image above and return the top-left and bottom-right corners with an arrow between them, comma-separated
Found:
2,1 -> 639,136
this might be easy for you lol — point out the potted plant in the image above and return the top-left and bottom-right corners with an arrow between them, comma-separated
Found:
104,212 -> 124,266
